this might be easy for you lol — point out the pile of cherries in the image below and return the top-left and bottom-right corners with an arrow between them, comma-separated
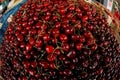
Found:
0,0 -> 120,80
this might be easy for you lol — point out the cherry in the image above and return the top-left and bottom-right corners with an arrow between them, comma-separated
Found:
39,61 -> 49,69
59,8 -> 66,15
59,55 -> 66,61
52,38 -> 57,44
20,42 -> 26,49
26,44 -> 32,51
91,44 -> 98,51
67,13 -> 73,19
65,27 -> 74,35
35,21 -> 42,28
69,5 -> 75,11
67,50 -> 76,59
88,25 -> 93,31
31,61 -> 38,68
22,22 -> 27,27
59,34 -> 68,43
21,29 -> 27,35
77,12 -> 82,18
29,69 -> 36,76
71,34 -> 79,42
62,43 -> 70,52
82,15 -> 88,22
84,31 -> 92,38
43,34 -> 50,42
16,26 -> 22,31
47,54 -> 56,62
81,72 -> 88,79
46,45 -> 54,54
52,28 -> 60,37
54,49 -> 61,55
33,15 -> 38,21
76,42 -> 83,51
26,25 -> 31,30
55,22 -> 61,29
82,60 -> 88,68
96,68 -> 103,75
17,34 -> 23,42
79,35 -> 85,43
23,61 -> 30,69
35,39 -> 43,48
29,37 -> 35,45
50,63 -> 56,69
63,69 -> 72,75
22,76 -> 27,80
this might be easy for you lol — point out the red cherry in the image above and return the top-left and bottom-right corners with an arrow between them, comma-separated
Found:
59,55 -> 66,61
67,13 -> 73,19
29,37 -> 35,45
52,28 -> 60,37
17,34 -> 23,42
39,61 -> 49,69
63,69 -> 72,75
33,15 -> 38,21
29,69 -> 36,76
76,7 -> 81,12
31,61 -> 38,68
105,56 -> 111,63
36,21 -> 42,28
59,34 -> 68,43
23,61 -> 30,68
65,27 -> 74,35
22,21 -> 27,27
82,60 -> 88,68
62,43 -> 70,52
77,12 -> 82,18
52,38 -> 57,44
50,63 -> 56,69
81,72 -> 88,79
35,39 -> 43,48
46,45 -> 54,54
71,34 -> 79,42
43,34 -> 50,42
19,41 -> 25,48
59,8 -> 66,15
82,15 -> 88,22
22,76 -> 27,80
55,22 -> 61,29
84,31 -> 92,38
41,24 -> 47,30
35,74 -> 41,78
25,53 -> 31,59
67,50 -> 76,58
88,25 -> 93,31
91,44 -> 98,51
47,54 -> 56,62
26,44 -> 32,51
54,49 -> 61,55
96,68 -> 103,75
79,35 -> 85,43
70,64 -> 75,70
69,5 -> 75,11
16,26 -> 22,31
76,42 -> 83,51
21,29 -> 27,35
52,15 -> 58,21
26,25 -> 31,30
